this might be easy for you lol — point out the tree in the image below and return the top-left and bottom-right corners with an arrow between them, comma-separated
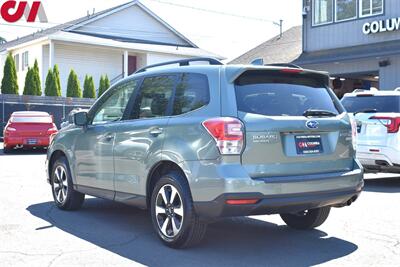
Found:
66,69 -> 82,98
23,68 -> 36,95
44,69 -> 59,96
1,53 -> 19,94
32,59 -> 42,96
53,64 -> 62,96
83,75 -> 96,98
104,74 -> 110,91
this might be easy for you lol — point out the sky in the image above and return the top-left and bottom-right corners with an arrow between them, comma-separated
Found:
0,0 -> 303,60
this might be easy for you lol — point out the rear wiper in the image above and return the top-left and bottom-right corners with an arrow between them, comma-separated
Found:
303,109 -> 337,117
354,109 -> 377,115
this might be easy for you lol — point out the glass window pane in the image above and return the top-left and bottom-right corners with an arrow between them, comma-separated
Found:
336,0 -> 357,21
361,0 -> 371,16
173,74 -> 210,115
135,76 -> 175,119
92,80 -> 137,124
313,0 -> 333,25
342,96 -> 400,113
372,0 -> 383,14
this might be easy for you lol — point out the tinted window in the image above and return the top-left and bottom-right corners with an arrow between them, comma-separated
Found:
341,96 -> 400,113
11,116 -> 52,123
235,72 -> 340,116
92,80 -> 137,125
173,73 -> 209,115
133,76 -> 176,119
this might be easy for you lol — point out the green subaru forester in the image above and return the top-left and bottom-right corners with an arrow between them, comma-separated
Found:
46,58 -> 363,248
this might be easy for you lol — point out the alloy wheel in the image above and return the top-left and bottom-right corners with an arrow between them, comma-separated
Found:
53,166 -> 68,204
155,184 -> 184,238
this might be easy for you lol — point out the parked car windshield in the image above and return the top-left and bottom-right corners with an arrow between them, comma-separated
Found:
235,71 -> 340,116
341,95 -> 400,113
10,116 -> 52,123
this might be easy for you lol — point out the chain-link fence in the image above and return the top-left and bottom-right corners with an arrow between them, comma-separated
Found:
0,94 -> 95,137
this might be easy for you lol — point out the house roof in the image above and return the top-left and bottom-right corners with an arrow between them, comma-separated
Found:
48,31 -> 221,58
229,26 -> 302,65
0,0 -> 197,52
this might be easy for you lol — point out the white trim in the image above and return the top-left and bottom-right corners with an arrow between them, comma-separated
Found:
312,0 -> 334,27
359,0 -> 384,18
124,50 -> 128,78
335,0 -> 358,22
49,40 -> 54,68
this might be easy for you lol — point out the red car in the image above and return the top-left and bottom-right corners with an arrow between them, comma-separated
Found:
3,111 -> 58,153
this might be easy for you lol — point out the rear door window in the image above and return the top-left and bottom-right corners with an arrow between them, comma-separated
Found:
341,96 -> 400,113
173,73 -> 210,115
235,71 -> 340,116
131,75 -> 176,119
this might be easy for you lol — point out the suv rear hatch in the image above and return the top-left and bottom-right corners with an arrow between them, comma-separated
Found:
342,95 -> 400,147
234,69 -> 354,178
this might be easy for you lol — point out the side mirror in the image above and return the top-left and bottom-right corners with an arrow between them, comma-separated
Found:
74,111 -> 88,127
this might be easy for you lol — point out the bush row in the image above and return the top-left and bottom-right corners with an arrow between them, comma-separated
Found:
0,53 -> 110,98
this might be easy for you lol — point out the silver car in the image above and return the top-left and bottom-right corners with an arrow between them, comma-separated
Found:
46,58 -> 364,248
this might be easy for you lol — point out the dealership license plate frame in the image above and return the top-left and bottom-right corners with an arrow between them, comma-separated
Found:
295,135 -> 323,155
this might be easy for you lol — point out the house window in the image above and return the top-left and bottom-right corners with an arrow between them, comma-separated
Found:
335,0 -> 357,22
22,51 -> 29,70
360,0 -> 383,17
14,54 -> 19,72
313,0 -> 334,25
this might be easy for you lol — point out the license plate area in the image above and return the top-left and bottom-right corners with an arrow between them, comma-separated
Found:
26,139 -> 38,145
295,135 -> 323,155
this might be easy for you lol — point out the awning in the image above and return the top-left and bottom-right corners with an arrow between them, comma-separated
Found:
294,40 -> 400,65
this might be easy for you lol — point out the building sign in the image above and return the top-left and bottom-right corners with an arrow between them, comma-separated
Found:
363,17 -> 400,35
0,1 -> 47,23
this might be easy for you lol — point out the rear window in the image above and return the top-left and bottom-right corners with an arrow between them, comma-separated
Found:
10,116 -> 52,123
235,71 -> 340,116
341,96 -> 400,113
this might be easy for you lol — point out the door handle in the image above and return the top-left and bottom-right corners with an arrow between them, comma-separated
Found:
149,128 -> 163,136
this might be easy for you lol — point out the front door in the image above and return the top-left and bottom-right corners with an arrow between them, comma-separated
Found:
73,80 -> 138,197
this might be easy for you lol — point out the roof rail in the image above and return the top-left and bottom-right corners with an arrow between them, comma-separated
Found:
135,57 -> 224,74
264,63 -> 302,69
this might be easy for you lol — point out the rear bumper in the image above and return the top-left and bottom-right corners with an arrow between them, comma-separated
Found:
357,144 -> 400,171
194,187 -> 362,217
4,136 -> 50,147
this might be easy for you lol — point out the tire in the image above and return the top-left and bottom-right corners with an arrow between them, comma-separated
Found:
51,156 -> 85,210
150,171 -> 207,248
280,207 -> 331,230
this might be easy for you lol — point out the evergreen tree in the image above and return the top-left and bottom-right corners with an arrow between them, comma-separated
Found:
66,69 -> 82,98
98,75 -> 105,97
104,74 -> 110,91
23,68 -> 36,95
44,69 -> 59,96
1,53 -> 19,94
83,75 -> 96,98
32,59 -> 41,95
53,64 -> 62,96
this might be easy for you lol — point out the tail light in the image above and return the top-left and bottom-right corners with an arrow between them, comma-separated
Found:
5,127 -> 16,132
369,116 -> 400,133
47,125 -> 58,135
202,117 -> 244,155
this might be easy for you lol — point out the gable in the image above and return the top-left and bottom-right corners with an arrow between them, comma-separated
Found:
70,4 -> 193,47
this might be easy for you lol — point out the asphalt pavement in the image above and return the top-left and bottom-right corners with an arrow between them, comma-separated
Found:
0,143 -> 399,267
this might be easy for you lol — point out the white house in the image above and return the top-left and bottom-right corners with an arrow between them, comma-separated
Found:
0,0 -> 221,96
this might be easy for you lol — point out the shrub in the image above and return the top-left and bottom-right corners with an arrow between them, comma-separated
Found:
66,69 -> 82,98
23,68 -> 36,95
83,75 -> 96,98
32,59 -> 41,95
104,74 -> 110,91
53,64 -> 62,96
44,69 -> 59,97
1,53 -> 18,94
